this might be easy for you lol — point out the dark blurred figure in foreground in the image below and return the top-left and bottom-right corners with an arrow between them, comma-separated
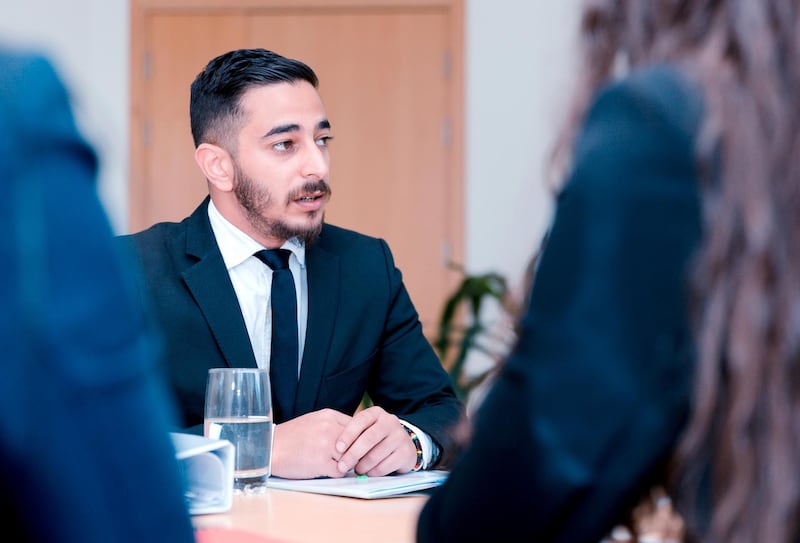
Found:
418,1 -> 800,542
0,48 -> 196,543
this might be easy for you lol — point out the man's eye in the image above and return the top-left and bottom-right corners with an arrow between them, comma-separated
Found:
273,141 -> 294,151
316,135 -> 333,147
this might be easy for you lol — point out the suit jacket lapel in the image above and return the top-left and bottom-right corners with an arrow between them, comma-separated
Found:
294,237 -> 340,416
176,199 -> 258,369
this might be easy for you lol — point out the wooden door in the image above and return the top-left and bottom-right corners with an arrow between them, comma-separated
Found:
130,0 -> 464,336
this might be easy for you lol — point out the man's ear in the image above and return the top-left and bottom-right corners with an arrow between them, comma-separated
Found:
195,143 -> 234,192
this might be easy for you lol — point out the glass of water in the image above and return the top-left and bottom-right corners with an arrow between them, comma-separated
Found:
204,368 -> 274,495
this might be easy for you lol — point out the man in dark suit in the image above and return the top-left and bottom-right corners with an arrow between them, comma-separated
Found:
0,49 -> 196,542
120,48 -> 461,480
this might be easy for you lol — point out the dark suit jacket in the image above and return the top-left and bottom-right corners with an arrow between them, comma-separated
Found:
119,199 -> 461,455
417,65 -> 704,542
0,51 -> 194,542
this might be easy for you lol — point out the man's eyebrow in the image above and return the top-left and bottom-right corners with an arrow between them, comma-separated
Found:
263,119 -> 331,138
264,123 -> 299,138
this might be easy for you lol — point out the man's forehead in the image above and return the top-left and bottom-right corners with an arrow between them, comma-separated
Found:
240,81 -> 328,129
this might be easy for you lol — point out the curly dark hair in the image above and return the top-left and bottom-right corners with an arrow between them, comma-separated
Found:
552,1 -> 800,542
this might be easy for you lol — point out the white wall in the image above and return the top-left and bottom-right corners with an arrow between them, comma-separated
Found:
0,0 -> 130,233
1,0 -> 582,287
465,1 -> 581,292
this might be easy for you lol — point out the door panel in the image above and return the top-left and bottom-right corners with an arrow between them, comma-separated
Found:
144,14 -> 246,224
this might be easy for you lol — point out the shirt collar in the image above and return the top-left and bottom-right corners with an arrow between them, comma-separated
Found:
207,199 -> 306,270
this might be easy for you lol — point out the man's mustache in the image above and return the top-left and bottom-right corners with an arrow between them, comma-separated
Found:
289,180 -> 332,201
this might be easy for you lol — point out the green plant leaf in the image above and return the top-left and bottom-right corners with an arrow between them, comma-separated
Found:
433,264 -> 510,401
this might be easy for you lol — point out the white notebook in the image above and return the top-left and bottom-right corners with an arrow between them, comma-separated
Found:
267,469 -> 448,499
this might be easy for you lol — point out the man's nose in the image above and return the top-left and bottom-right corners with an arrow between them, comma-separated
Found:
302,141 -> 329,180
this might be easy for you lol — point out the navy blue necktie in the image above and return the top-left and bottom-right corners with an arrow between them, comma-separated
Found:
254,249 -> 298,422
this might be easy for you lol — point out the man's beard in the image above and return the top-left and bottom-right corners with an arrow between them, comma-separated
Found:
233,163 -> 331,245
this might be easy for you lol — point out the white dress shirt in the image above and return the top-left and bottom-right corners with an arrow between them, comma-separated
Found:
208,200 -> 307,374
207,200 -> 438,468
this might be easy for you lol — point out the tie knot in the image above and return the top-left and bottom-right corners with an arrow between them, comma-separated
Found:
255,248 -> 292,270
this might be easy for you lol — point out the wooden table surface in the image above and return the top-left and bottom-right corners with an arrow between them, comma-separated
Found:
193,487 -> 429,543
